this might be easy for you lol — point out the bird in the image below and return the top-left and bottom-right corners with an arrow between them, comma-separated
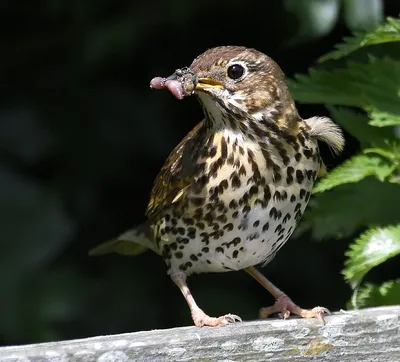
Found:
89,46 -> 344,327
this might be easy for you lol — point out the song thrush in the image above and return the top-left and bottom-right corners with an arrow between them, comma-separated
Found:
90,46 -> 344,327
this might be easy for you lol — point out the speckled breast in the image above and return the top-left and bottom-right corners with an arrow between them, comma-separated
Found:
158,128 -> 321,276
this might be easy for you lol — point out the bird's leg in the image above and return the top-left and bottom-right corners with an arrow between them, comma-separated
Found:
245,266 -> 329,324
171,273 -> 242,327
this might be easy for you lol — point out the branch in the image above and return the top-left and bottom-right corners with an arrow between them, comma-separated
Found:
1,306 -> 399,361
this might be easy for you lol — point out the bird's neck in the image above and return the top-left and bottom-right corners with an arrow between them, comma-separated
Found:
198,93 -> 302,142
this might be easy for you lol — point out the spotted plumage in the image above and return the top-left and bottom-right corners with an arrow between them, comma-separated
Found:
90,46 -> 344,327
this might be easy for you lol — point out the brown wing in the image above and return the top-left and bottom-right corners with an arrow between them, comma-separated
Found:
146,121 -> 206,219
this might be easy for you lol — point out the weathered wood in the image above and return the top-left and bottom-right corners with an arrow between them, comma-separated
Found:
1,306 -> 399,361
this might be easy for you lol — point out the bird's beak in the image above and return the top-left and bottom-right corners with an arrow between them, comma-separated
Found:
195,78 -> 224,91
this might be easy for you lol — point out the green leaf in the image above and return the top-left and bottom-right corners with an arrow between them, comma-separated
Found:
288,57 -> 400,115
351,280 -> 400,308
326,106 -> 395,146
319,17 -> 400,62
343,225 -> 400,288
368,108 -> 400,127
313,154 -> 395,193
297,178 -> 400,240
364,141 -> 400,164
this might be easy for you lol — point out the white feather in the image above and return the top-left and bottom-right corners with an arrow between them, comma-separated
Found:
304,116 -> 345,154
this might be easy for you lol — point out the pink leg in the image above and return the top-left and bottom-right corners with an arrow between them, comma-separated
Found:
171,273 -> 242,327
245,266 -> 329,324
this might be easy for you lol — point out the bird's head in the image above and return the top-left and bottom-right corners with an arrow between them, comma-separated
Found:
192,46 -> 294,113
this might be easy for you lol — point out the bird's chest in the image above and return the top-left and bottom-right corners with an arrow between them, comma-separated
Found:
159,132 -> 320,275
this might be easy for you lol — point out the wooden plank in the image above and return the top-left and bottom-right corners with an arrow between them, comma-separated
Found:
1,306 -> 399,361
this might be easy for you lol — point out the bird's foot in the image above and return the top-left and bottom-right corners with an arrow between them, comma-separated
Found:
259,294 -> 330,325
191,308 -> 242,327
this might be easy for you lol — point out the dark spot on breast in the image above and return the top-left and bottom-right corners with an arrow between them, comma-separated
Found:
219,179 -> 229,192
286,166 -> 294,184
209,158 -> 224,179
290,195 -> 296,202
196,222 -> 205,230
175,251 -> 183,259
255,199 -> 268,208
230,172 -> 241,189
303,148 -> 313,159
209,146 -> 217,157
216,214 -> 228,223
283,213 -> 292,223
262,222 -> 269,232
232,250 -> 239,259
264,185 -> 271,202
239,165 -> 247,176
296,169 -> 305,184
249,185 -> 258,197
229,199 -> 238,209
187,227 -> 196,237
274,190 -> 282,201
272,165 -> 281,182
216,247 -> 224,253
295,153 -> 302,162
300,189 -> 306,199
220,137 -> 228,160
253,220 -> 260,227
183,217 -> 194,225
297,133 -> 306,146
232,138 -> 238,151
190,254 -> 198,261
230,237 -> 241,247
223,223 -> 234,231
269,207 -> 279,220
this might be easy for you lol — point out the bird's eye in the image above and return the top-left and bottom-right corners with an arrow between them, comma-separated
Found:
227,64 -> 245,80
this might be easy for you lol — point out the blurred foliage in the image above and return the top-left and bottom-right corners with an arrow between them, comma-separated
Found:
0,0 -> 398,346
289,17 -> 400,308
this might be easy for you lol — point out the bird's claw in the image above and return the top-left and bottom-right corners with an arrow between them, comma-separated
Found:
191,309 -> 242,327
259,294 -> 330,325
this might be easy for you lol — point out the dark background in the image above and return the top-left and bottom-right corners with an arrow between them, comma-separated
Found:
0,0 -> 398,346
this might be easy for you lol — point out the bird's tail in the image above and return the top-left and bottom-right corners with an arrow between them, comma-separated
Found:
88,225 -> 159,257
